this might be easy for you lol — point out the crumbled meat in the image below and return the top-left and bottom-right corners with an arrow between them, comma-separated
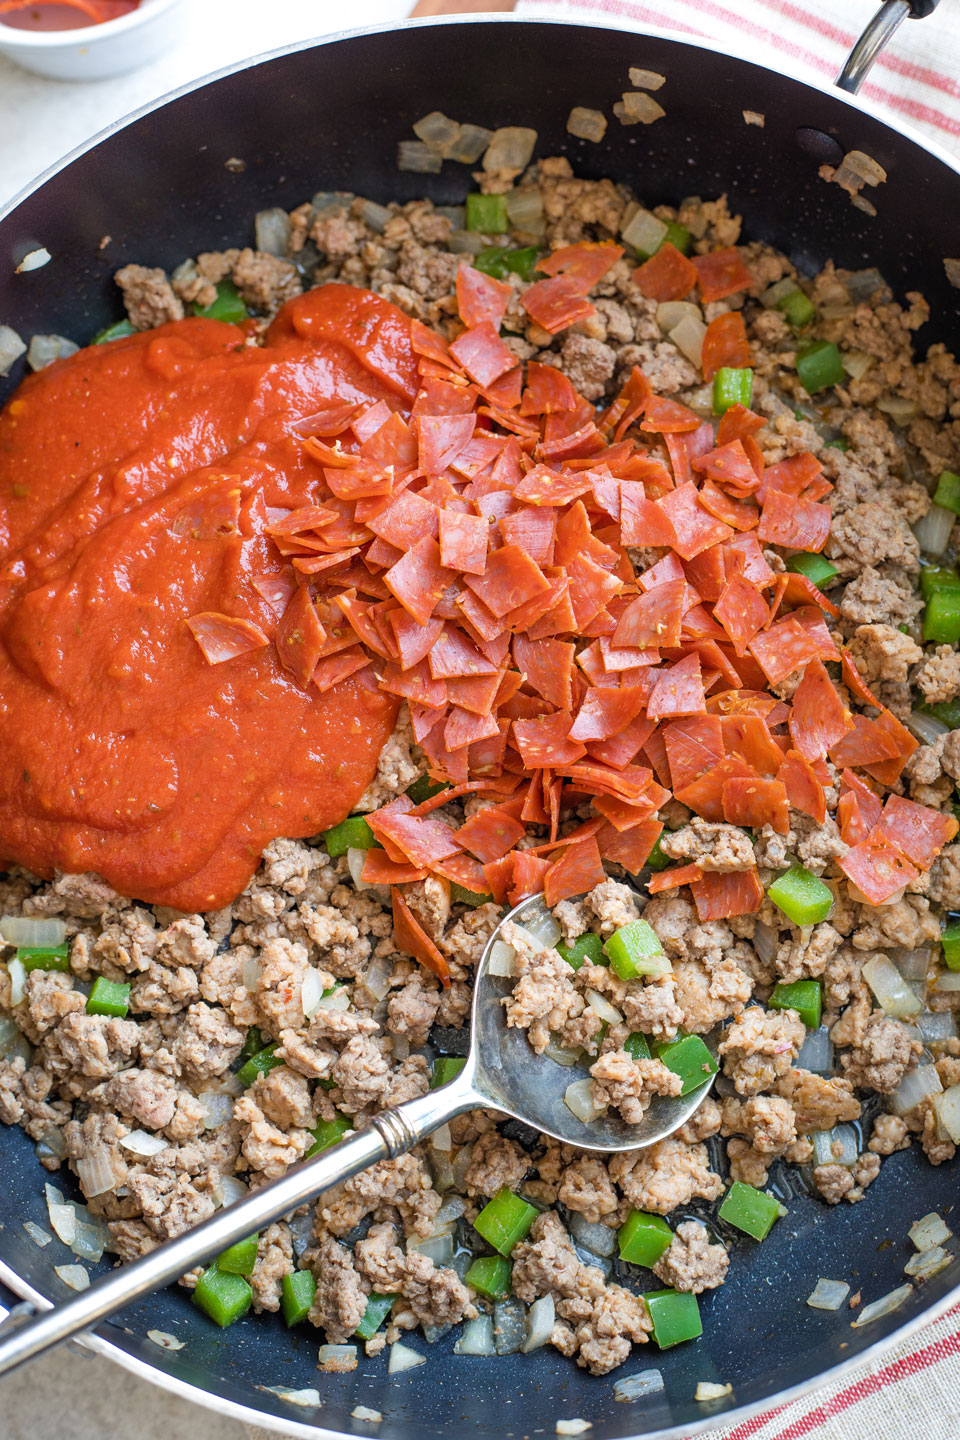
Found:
838,1011 -> 922,1093
916,648 -> 960,704
652,1221 -> 729,1293
845,624 -> 922,684
609,1137 -> 723,1214
115,264 -> 184,329
251,1223 -> 294,1312
722,1094 -> 797,1153
661,819 -> 756,872
556,1156 -> 619,1224
503,926 -> 583,1052
813,1151 -> 881,1205
672,956 -> 753,1033
462,1130 -> 529,1196
231,248 -> 301,312
309,1237 -> 368,1343
585,879 -> 640,935
719,1008 -> 805,1095
775,1068 -> 861,1131
868,1112 -> 910,1154
589,1051 -> 682,1124
355,708 -> 422,811
839,566 -> 923,628
620,975 -> 683,1040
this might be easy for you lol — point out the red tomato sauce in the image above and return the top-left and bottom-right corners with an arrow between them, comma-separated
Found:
0,287 -> 410,911
0,1 -> 139,30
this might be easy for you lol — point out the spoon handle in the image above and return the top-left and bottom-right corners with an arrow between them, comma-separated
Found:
0,1069 -> 483,1379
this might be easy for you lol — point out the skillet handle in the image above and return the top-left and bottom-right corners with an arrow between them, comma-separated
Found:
0,1068 -> 482,1380
837,0 -> 940,93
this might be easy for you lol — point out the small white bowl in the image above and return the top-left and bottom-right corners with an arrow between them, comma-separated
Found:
0,0 -> 186,81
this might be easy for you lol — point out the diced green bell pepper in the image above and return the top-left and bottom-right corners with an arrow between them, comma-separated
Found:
785,553 -> 838,588
239,1025 -> 265,1061
769,979 -> 822,1029
795,340 -> 845,394
193,1265 -> 253,1327
712,367 -> 753,416
618,1210 -> 672,1267
355,1291 -> 397,1340
824,437 -> 850,451
922,699 -> 960,730
777,289 -> 817,331
406,774 -> 448,805
474,1187 -> 538,1256
192,279 -> 248,324
933,469 -> 960,515
718,1181 -> 782,1240
465,1255 -> 512,1299
86,976 -> 131,1018
624,1032 -> 652,1061
217,1233 -> 259,1277
91,318 -> 136,344
654,1034 -> 719,1096
322,815 -> 379,858
236,1043 -> 283,1088
306,1112 -> 351,1158
465,193 -> 509,233
17,944 -> 69,973
644,1288 -> 702,1348
646,834 -> 674,872
603,920 -> 670,979
767,865 -> 833,926
475,246 -> 541,282
923,591 -> 960,645
281,1268 -> 316,1326
920,566 -> 960,599
430,1056 -> 466,1089
450,883 -> 495,908
942,923 -> 960,971
556,932 -> 605,972
663,221 -> 692,256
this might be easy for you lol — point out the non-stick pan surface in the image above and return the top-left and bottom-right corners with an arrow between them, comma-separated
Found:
1,18 -> 959,1439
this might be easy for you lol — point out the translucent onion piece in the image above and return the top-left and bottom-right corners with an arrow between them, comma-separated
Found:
584,989 -> 623,1025
352,1406 -> 383,1423
388,1341 -> 425,1373
906,711 -> 950,747
743,110 -> 765,127
543,1038 -> 583,1067
843,150 -> 887,187
0,1017 -> 19,1054
876,393 -> 918,425
360,200 -> 391,235
427,1147 -> 454,1192
487,940 -> 517,977
254,207 -> 291,257
317,985 -> 351,1012
522,1293 -> 555,1352
760,278 -> 798,309
905,1245 -> 952,1280
45,1185 -> 77,1245
300,967 -> 324,1018
197,1091 -> 235,1130
851,1284 -> 912,1327
71,1213 -> 110,1262
397,141 -> 443,175
482,127 -> 538,176
846,267 -> 890,303
147,1330 -> 185,1351
945,258 -> 960,290
75,1148 -> 117,1198
16,248 -> 52,273
933,1084 -> 960,1143
317,1345 -> 359,1371
657,300 -> 701,333
620,92 -> 665,124
454,1314 -> 496,1355
566,108 -> 607,143
840,348 -> 874,381
242,956 -> 261,993
445,124 -> 493,166
518,908 -> 561,948
218,1175 -> 249,1207
493,1295 -> 528,1354
27,334 -> 79,372
54,1264 -> 90,1292
613,1369 -> 664,1402
797,1027 -> 834,1074
831,1124 -> 860,1167
451,1142 -> 474,1191
359,954 -> 394,1003
806,1278 -> 850,1310
412,111 -> 461,151
119,1129 -> 168,1157
217,1071 -> 244,1098
891,949 -> 935,985
35,1125 -> 65,1160
568,1212 -> 618,1257
430,1122 -> 453,1154
7,956 -> 26,1007
432,1194 -> 466,1230
916,1011 -> 957,1043
422,1321 -> 453,1345
23,1221 -> 52,1248
621,207 -> 668,256
889,1062 -> 943,1115
913,503 -> 956,557
448,230 -> 488,256
1,916 -> 66,948
564,1077 -> 606,1123
862,955 -> 922,1018
0,325 -> 26,377
436,205 -> 466,228
629,66 -> 666,90
262,1386 -> 323,1406
669,314 -> 707,370
909,1212 -> 952,1251
695,1382 -> 732,1402
407,1231 -> 455,1266
752,921 -> 779,967
934,970 -> 960,992
556,1422 -> 592,1436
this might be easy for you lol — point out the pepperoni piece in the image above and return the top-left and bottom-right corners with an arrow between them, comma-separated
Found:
565,552 -> 623,629
713,575 -> 770,656
311,647 -> 371,692
444,706 -> 500,751
361,852 -> 426,885
437,509 -> 489,576
701,311 -> 754,381
384,537 -> 454,627
456,265 -> 513,331
789,659 -> 853,761
632,241 -> 699,302
428,624 -> 498,680
619,481 -> 679,548
721,775 -> 790,834
777,749 -> 827,824
697,481 -> 759,532
539,241 -> 624,292
675,755 -> 757,823
841,648 -> 884,710
690,869 -> 764,921
657,485 -> 734,560
500,507 -> 557,566
368,490 -> 439,549
455,805 -> 527,863
379,659 -> 447,710
692,440 -> 761,492
829,713 -> 902,768
367,798 -> 463,869
415,412 -> 477,476
544,834 -> 606,907
715,403 -> 765,446
872,793 -> 959,869
273,587 -> 327,687
522,275 -> 595,333
509,851 -> 552,905
757,488 -> 831,552
748,615 -> 825,686
392,889 -> 450,986
862,708 -> 919,787
186,612 -> 270,666
613,579 -> 687,651
513,634 -> 576,711
465,543 -> 551,619
648,863 -> 704,894
449,322 -> 519,388
596,818 -> 664,874
513,465 -> 594,506
602,367 -> 652,440
639,395 -> 703,435
692,247 -> 754,302
647,653 -> 706,721
661,714 -> 724,791
839,838 -> 920,905
520,362 -> 581,416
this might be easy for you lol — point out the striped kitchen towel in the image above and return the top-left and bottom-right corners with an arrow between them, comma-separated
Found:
515,0 -> 960,156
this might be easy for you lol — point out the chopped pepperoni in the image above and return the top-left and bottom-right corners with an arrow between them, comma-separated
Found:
872,793 -> 959,869
456,805 -> 527,863
613,579 -> 687,651
428,624 -> 498,680
520,362 -> 581,416
619,481 -> 679,547
456,265 -> 513,330
658,485 -> 734,560
829,713 -> 902,768
544,834 -> 606,906
186,612 -> 270,666
438,509 -> 489,576
713,575 -> 770,655
757,489 -> 831,552
632,242 -> 699,302
789,659 -> 853,761
861,708 -> 919,786
449,323 -> 519,388
721,775 -> 790,834
839,838 -> 920,906
716,404 -> 765,446
690,869 -> 764,921
508,851 -> 552,905
500,507 -> 557,566
383,537 -> 454,626
392,889 -> 450,986
662,714 -> 724,791
748,615 -> 824,686
514,634 -> 576,711
841,648 -> 884,710
596,818 -> 663,873
466,543 -> 551,618
692,440 -> 760,492
361,852 -> 426,885
701,311 -> 754,381
639,395 -> 703,435
513,465 -> 594,506
648,863 -> 704,894
274,587 -> 326,687
675,755 -> 757,823
697,480 -> 759,532
647,654 -> 706,720
415,412 -> 477,475
692,247 -> 754,302
778,749 -> 827,824
311,647 -> 371,692
539,241 -> 624,292
522,275 -> 595,334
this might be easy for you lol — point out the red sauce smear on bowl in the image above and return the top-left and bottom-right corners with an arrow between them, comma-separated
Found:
0,287 -> 408,910
0,0 -> 138,30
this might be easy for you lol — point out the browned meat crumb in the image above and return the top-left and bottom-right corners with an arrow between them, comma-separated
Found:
652,1221 -> 729,1293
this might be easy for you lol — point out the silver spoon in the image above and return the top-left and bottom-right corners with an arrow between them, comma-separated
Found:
0,886 -> 715,1378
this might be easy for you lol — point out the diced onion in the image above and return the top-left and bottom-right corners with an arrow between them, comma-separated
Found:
518,909 -> 561,948
761,278 -> 799,309
352,1406 -> 383,1423
934,970 -> 960,992
889,1062 -> 942,1115
669,314 -> 707,369
54,1264 -> 89,1292
397,141 -> 442,175
436,205 -> 466,228
585,989 -> 622,1025
242,957 -> 261,993
23,1221 -> 52,1248
16,247 -> 51,273
301,967 -> 324,1018
254,207 -> 291,257
564,1077 -> 606,1123
797,1027 -> 834,1074
812,1126 -> 858,1168
0,325 -> 26,377
359,955 -> 394,1003
657,300 -> 701,332
629,66 -> 665,90
906,711 -> 950,746
1,916 -> 66,948
119,1129 -> 168,1157
621,207 -> 667,256
147,1330 -> 185,1351
430,1122 -> 453,1154
218,1175 -> 249,1207
445,125 -> 493,166
317,985 -> 351,1012
482,127 -> 537,176
432,1195 -> 466,1232
556,1422 -> 592,1436
933,1083 -> 960,1143
412,111 -> 461,152
494,1296 -> 528,1354
448,230 -> 488,256
388,1341 -> 425,1374
543,1038 -> 582,1067
840,348 -> 875,381
522,1293 -> 555,1352
876,393 -> 918,425
455,1315 -> 496,1355
0,1017 -> 19,1054
909,1212 -> 952,1251
451,1142 -> 474,1191
862,955 -> 922,1018
620,92 -> 665,124
34,1125 -> 64,1160
846,267 -> 890,303
27,335 -> 78,371
487,940 -> 517,977
753,921 -> 779,967
76,1148 -> 117,1198
916,1011 -> 957,1043
317,1344 -> 358,1371
613,1369 -> 664,1402
7,957 -> 26,1007
913,503 -> 956,557
806,1278 -> 850,1310
407,1232 -> 455,1266
742,110 -> 765,127
892,949 -> 935,984
568,1213 -> 618,1256
505,189 -> 545,230
197,1091 -> 235,1129
360,201 -> 391,235
851,1284 -> 912,1327
566,108 -> 607,143
347,846 -> 371,891
945,258 -> 960,290
71,1212 -> 110,1262
905,1245 -> 951,1279
45,1184 -> 76,1244
262,1386 -> 323,1406
696,1382 -> 732,1402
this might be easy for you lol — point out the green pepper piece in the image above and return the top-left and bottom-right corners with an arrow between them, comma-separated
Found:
719,1181 -> 782,1240
86,976 -> 131,1018
942,923 -> 960,971
192,278 -> 248,324
824,437 -> 850,451
767,864 -> 833,926
430,1056 -> 466,1089
193,1265 -> 253,1327
795,340 -> 845,394
473,1186 -> 538,1256
618,1210 -> 672,1267
624,1032 -> 652,1061
450,882 -> 495,908
924,699 -> 960,730
406,774 -> 449,805
306,1112 -> 351,1158
475,245 -> 540,282
776,289 -> 817,331
238,1025 -> 264,1061
785,553 -> 838,588
920,567 -> 960,600
556,932 -> 605,972
769,979 -> 822,1029
712,367 -> 754,416
464,1255 -> 512,1299
933,469 -> 960,515
644,1288 -> 702,1347
662,221 -> 692,256
645,834 -> 674,872
91,318 -> 136,344
322,815 -> 379,858
281,1269 -> 316,1326
923,591 -> 960,646
236,1042 -> 283,1088
217,1233 -> 259,1277
603,920 -> 670,979
17,944 -> 69,974
654,1034 -> 719,1096
355,1291 -> 397,1340
465,194 -> 509,234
